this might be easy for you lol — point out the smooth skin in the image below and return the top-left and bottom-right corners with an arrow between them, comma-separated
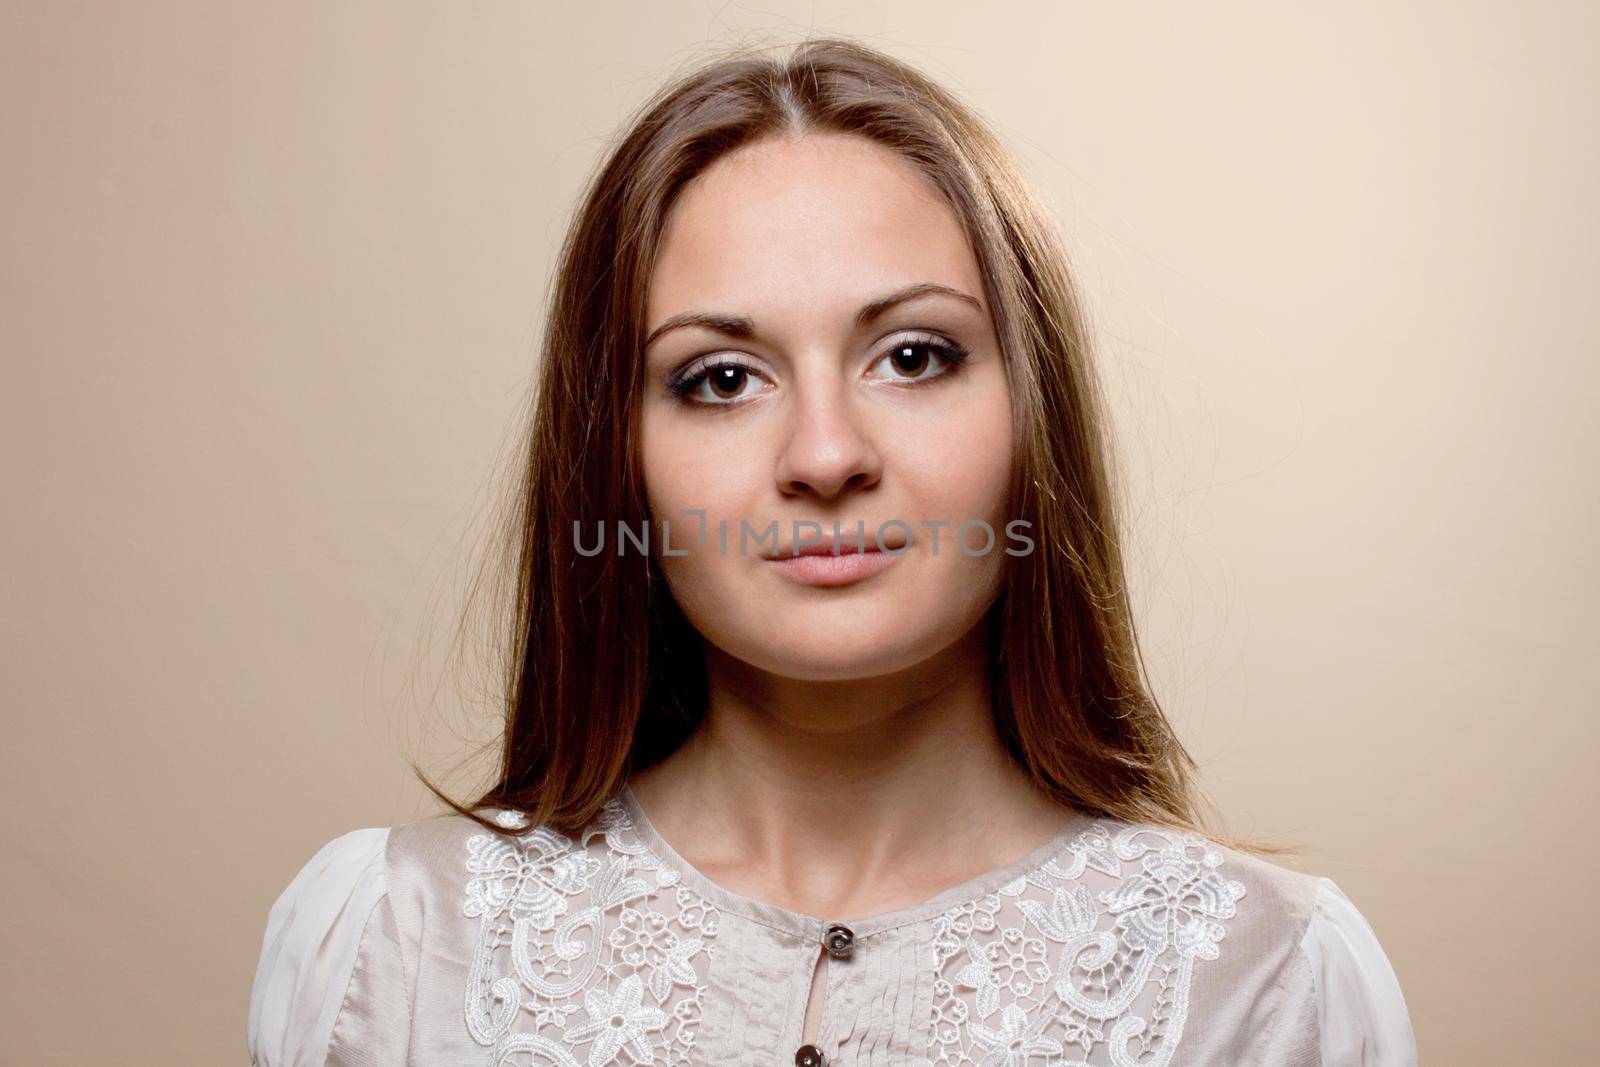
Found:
631,131 -> 1076,923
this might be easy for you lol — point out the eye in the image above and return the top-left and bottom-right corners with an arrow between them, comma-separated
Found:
870,332 -> 972,384
665,356 -> 772,407
663,333 -> 971,408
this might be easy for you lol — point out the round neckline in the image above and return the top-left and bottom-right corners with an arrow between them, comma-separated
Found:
615,782 -> 1090,944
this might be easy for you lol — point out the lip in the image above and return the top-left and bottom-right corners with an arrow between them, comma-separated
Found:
763,533 -> 908,588
765,530 -> 910,560
767,546 -> 899,587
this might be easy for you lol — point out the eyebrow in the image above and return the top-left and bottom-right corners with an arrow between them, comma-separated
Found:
642,282 -> 985,351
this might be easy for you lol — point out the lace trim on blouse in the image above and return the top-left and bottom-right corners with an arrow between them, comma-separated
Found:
460,797 -> 1248,1066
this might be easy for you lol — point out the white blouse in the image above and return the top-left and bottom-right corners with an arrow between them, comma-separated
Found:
248,787 -> 1418,1065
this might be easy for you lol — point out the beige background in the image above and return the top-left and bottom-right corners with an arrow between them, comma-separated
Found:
3,2 -> 1594,1062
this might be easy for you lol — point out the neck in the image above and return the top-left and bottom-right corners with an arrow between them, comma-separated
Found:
629,617 -> 1075,917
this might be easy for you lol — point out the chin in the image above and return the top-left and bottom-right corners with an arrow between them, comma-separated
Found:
728,644 -> 925,682
712,611 -> 964,682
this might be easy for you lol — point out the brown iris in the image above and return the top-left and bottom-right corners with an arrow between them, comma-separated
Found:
708,366 -> 746,399
889,342 -> 930,377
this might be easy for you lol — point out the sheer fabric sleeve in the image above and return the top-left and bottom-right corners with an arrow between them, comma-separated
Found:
247,828 -> 391,1067
1300,875 -> 1419,1066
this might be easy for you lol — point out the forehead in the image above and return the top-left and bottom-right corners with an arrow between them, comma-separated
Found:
646,133 -> 984,329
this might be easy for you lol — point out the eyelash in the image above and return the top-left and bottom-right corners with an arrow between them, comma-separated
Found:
664,332 -> 972,407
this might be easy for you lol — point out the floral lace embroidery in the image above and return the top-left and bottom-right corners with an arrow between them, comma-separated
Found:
462,803 -> 1244,1066
929,822 -> 1247,1067
462,799 -> 721,1066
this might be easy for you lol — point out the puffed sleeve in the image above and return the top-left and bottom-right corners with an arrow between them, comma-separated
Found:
1300,876 -> 1419,1066
247,828 -> 391,1066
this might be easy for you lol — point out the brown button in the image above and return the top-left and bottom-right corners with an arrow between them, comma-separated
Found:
794,1044 -> 826,1067
823,923 -> 855,960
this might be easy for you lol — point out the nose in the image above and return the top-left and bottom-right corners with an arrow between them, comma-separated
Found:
773,371 -> 883,500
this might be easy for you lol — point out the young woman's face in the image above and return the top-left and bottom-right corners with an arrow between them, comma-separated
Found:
640,132 -> 1014,680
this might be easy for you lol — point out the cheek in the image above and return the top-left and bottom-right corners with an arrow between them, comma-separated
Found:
643,423 -> 763,521
640,413 -> 766,594
641,409 -> 706,519
900,381 -> 1015,524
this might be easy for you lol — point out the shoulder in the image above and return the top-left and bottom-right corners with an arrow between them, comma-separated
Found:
1047,818 -> 1418,1063
244,811 -> 559,1064
247,826 -> 392,1065
1295,874 -> 1420,1065
250,825 -> 393,988
367,804 -> 636,957
933,817 -> 1400,1066
1077,821 -> 1417,1066
1057,817 -> 1324,950
246,810 -> 578,1066
1202,832 -> 1326,945
378,806 -> 609,908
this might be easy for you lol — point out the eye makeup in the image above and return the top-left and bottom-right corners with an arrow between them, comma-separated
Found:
662,331 -> 973,408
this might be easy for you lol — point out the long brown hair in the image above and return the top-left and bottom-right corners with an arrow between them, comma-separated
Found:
419,36 -> 1296,858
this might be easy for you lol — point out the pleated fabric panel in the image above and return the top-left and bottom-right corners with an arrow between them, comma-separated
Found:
819,920 -> 937,1065
696,912 -> 819,1062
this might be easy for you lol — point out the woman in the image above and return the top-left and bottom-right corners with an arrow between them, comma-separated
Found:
248,37 -> 1418,1066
